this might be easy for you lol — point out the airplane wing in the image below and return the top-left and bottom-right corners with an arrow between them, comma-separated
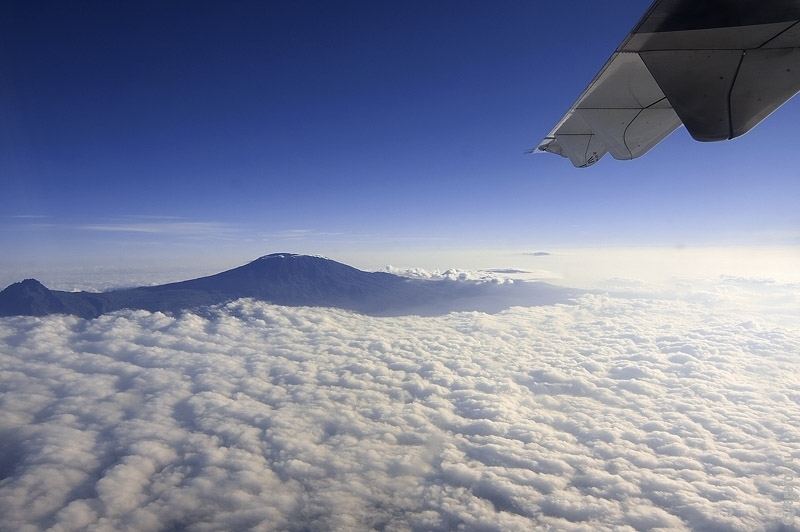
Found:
538,0 -> 800,167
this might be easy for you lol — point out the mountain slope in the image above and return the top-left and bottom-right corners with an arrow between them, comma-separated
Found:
0,253 -> 583,318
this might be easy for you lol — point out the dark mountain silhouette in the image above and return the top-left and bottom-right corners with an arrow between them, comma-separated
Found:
0,253 -> 585,318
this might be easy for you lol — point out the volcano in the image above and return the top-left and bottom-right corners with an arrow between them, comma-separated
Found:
0,253 -> 582,318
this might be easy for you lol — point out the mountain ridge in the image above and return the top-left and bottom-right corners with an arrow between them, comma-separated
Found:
0,254 -> 584,318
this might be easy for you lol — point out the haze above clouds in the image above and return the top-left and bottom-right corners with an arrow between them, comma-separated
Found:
1,281 -> 798,532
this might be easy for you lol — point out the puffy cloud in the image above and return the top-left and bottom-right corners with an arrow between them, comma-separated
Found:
0,285 -> 798,531
382,265 -> 560,284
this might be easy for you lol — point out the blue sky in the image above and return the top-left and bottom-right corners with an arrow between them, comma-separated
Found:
1,1 -> 799,281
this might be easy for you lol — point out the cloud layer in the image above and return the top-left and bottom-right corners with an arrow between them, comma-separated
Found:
1,289 -> 798,531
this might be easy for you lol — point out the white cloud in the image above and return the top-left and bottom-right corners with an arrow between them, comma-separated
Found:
383,265 -> 552,283
3,215 -> 242,239
0,284 -> 798,531
75,220 -> 240,238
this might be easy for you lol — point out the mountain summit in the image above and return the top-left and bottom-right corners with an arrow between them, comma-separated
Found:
0,254 -> 582,318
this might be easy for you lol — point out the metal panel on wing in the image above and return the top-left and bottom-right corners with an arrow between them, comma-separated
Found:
573,52 -> 681,159
537,0 -> 800,167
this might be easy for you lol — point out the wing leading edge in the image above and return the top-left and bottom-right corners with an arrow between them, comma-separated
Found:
538,0 -> 800,167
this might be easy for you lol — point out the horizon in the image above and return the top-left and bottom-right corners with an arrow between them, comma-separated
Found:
2,244 -> 799,295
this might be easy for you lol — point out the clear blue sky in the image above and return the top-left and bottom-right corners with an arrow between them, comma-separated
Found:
1,1 -> 798,277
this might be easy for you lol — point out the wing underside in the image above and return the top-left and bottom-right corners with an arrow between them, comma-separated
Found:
538,0 -> 800,167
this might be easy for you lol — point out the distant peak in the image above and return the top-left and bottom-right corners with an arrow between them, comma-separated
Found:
255,253 -> 330,261
257,253 -> 301,260
6,278 -> 48,291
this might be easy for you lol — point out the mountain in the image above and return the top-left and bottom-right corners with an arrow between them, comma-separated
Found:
0,253 -> 584,318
